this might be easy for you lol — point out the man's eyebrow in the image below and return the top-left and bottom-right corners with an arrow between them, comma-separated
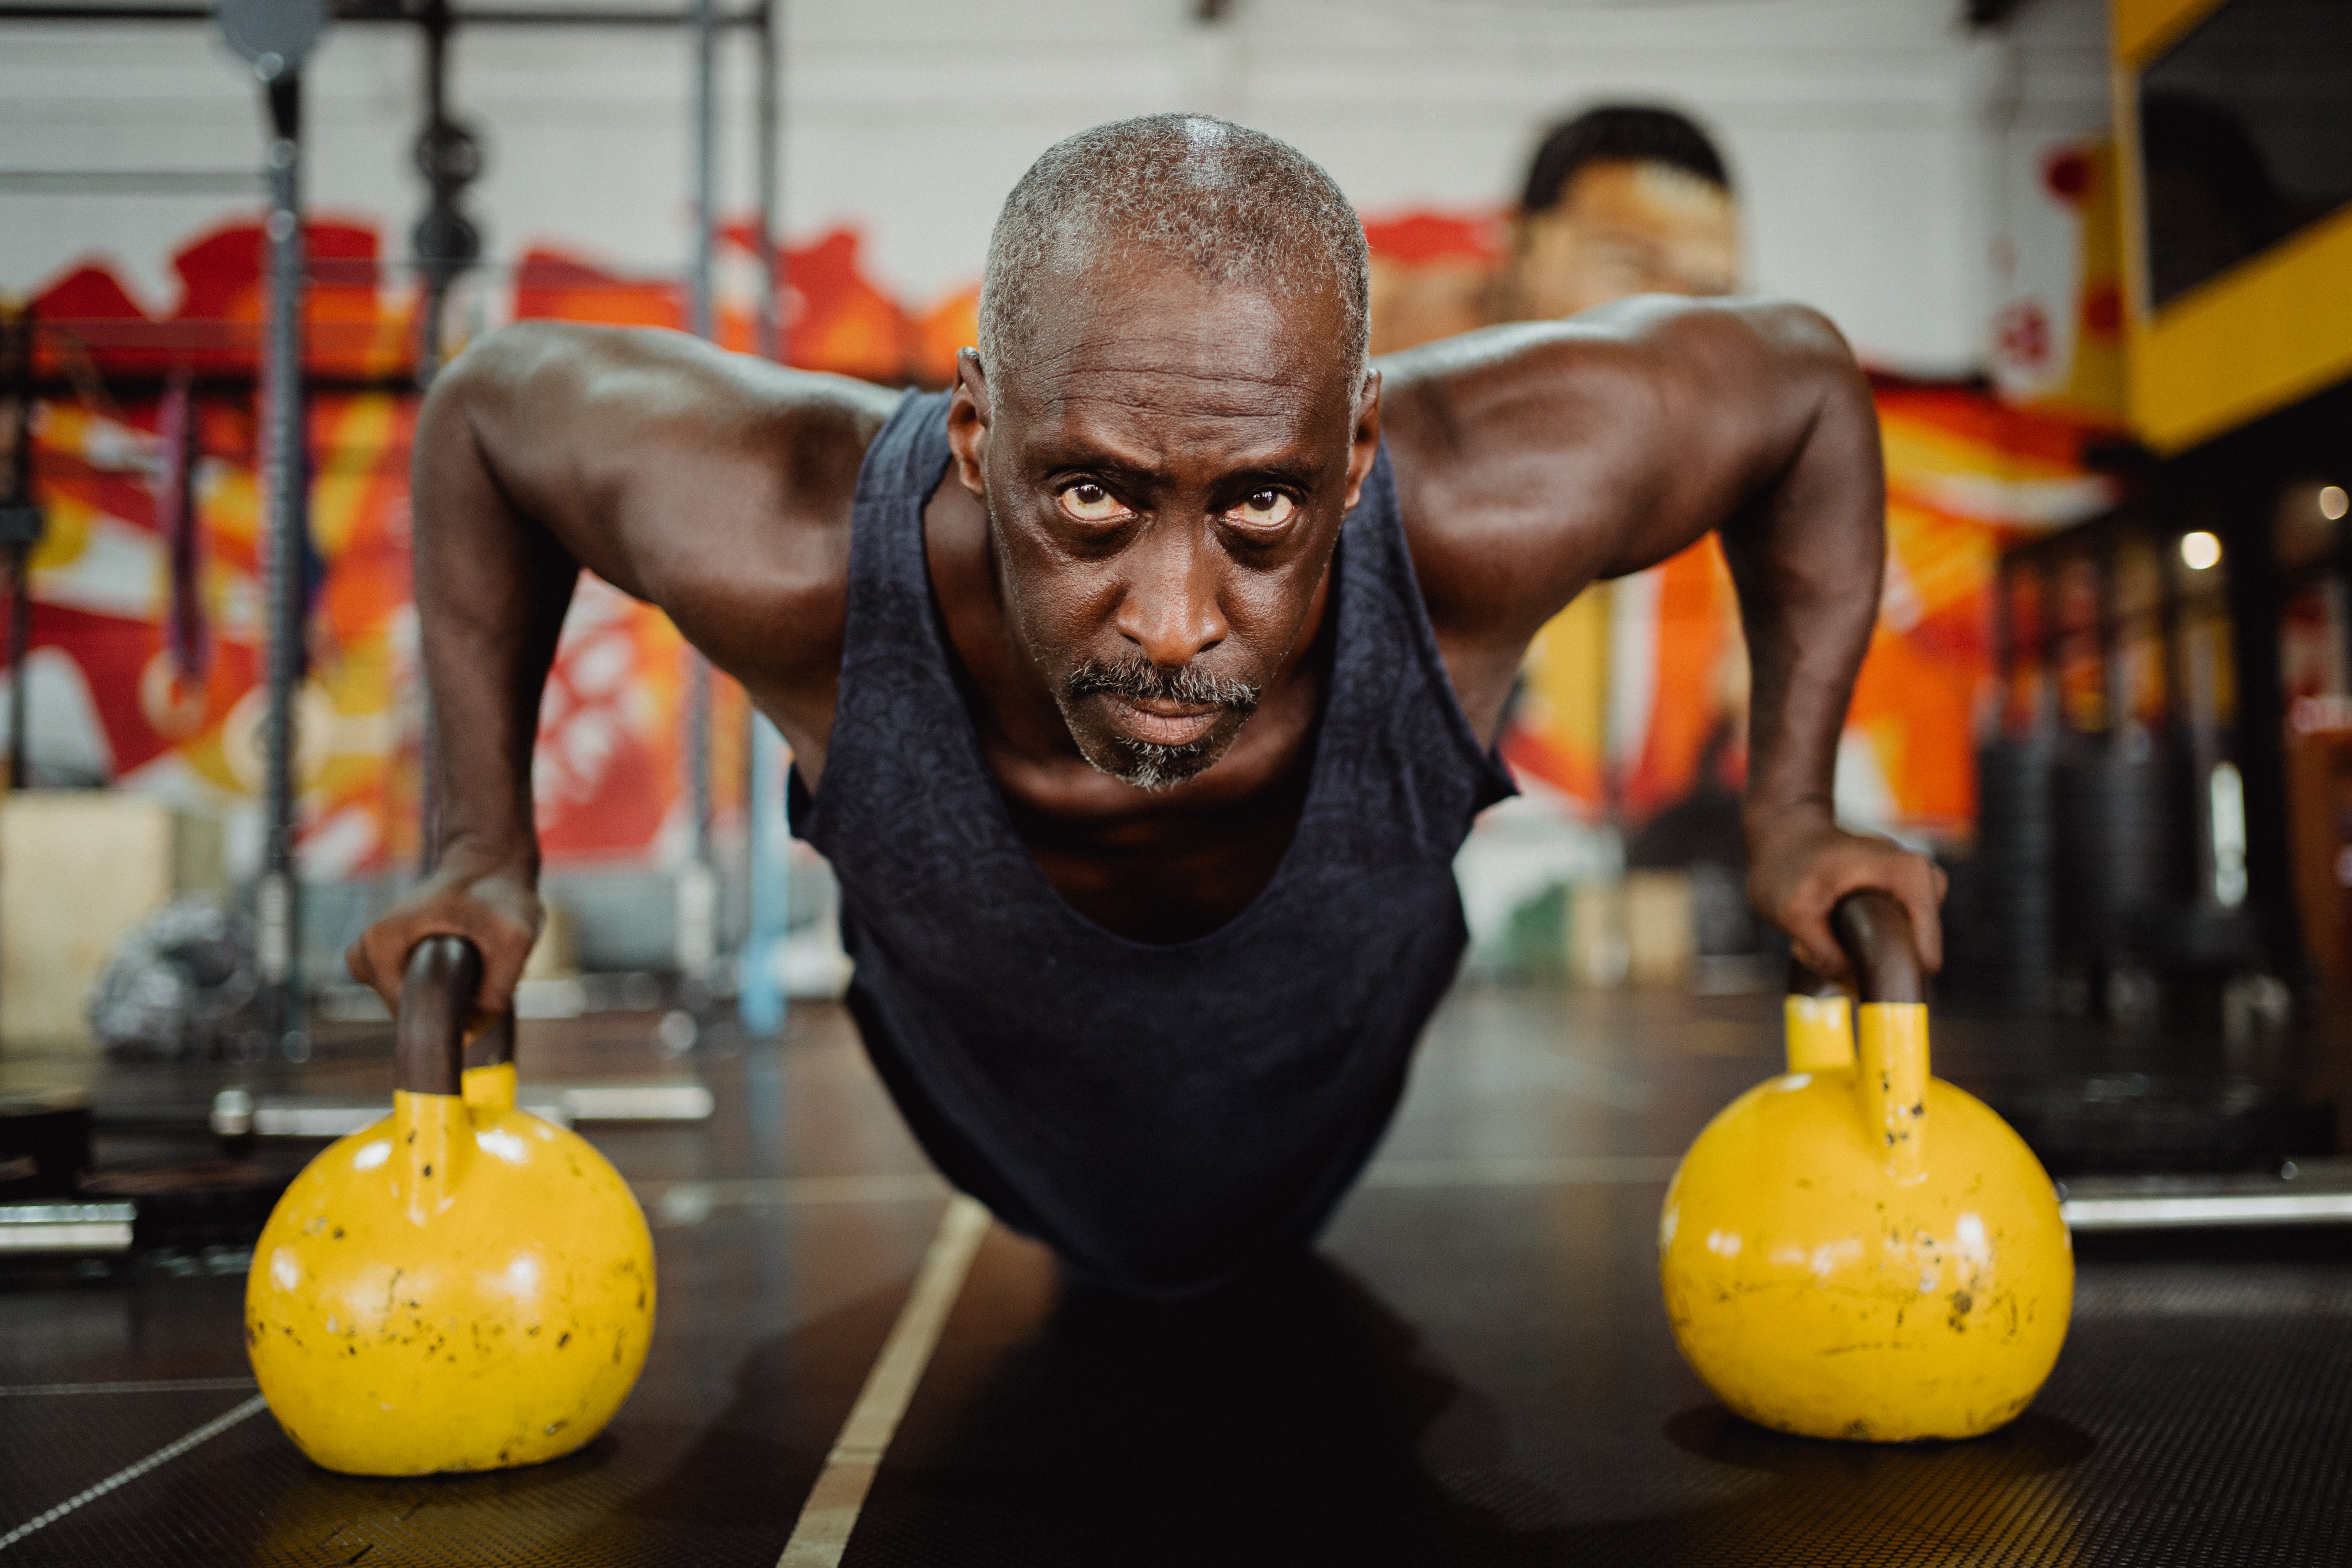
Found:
1039,454 -> 1328,494
1040,452 -> 1170,490
1226,460 -> 1323,491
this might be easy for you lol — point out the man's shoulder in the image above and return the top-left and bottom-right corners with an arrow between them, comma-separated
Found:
1375,296 -> 1851,645
471,324 -> 902,682
1376,322 -> 1655,640
662,361 -> 897,684
1375,297 -> 1785,455
760,369 -> 906,532
462,320 -> 900,492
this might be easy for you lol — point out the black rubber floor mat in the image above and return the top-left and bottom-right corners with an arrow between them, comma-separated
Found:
840,1199 -> 2352,1567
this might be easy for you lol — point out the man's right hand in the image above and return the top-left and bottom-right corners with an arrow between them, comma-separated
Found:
345,850 -> 542,1022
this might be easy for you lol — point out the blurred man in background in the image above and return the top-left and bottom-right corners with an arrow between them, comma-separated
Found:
1497,104 -> 1739,323
1368,103 -> 1739,353
1368,104 -> 1761,987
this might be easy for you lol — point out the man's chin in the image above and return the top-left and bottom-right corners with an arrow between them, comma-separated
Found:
1054,682 -> 1256,791
1073,718 -> 1245,792
1083,737 -> 1220,792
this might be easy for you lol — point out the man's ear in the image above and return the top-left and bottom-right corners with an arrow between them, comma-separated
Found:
945,348 -> 992,497
1343,367 -> 1382,513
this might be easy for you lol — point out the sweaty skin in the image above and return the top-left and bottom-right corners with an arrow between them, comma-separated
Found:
346,257 -> 1942,1013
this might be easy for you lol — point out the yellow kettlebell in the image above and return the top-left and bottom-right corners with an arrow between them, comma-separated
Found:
246,936 -> 655,1474
1659,891 -> 2071,1441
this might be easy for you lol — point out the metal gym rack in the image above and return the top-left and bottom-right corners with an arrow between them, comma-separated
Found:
0,0 -> 792,1053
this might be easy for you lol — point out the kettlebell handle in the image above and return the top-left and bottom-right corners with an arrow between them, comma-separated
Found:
1826,889 -> 1924,1005
396,935 -> 512,1095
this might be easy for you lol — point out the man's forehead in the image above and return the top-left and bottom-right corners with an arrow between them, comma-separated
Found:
1025,271 -> 1329,376
999,269 -> 1357,437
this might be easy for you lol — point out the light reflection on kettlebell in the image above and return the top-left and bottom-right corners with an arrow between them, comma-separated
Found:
246,936 -> 655,1475
1659,892 -> 2072,1442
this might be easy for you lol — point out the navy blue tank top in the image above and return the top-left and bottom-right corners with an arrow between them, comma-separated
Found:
796,392 -> 1514,1297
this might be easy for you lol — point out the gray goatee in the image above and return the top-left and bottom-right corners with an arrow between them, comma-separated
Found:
1062,655 -> 1261,791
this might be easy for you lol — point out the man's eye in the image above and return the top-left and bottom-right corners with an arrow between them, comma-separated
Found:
1226,489 -> 1297,529
1057,482 -> 1128,524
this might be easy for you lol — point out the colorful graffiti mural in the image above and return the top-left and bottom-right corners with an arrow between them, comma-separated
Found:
13,215 -> 964,880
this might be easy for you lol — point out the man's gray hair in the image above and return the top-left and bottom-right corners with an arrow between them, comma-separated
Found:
978,114 -> 1371,378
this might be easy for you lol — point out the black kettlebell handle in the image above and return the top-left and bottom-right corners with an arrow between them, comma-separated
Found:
395,935 -> 513,1095
1785,889 -> 1925,1006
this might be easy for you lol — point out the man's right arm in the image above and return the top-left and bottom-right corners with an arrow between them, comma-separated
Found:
345,322 -> 895,1017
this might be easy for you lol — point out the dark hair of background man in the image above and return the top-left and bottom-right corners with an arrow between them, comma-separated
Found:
1520,105 -> 1732,216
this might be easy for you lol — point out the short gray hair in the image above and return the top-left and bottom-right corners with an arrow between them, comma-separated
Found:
978,114 -> 1370,379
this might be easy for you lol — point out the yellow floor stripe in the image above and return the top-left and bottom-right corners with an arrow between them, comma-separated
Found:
777,1194 -> 991,1568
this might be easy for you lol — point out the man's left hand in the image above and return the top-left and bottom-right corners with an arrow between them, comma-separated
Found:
1747,817 -> 1947,980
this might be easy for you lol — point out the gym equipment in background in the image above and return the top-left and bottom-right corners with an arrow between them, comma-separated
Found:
215,0 -> 330,1060
1659,891 -> 2073,1442
245,935 -> 655,1475
0,304 -> 44,793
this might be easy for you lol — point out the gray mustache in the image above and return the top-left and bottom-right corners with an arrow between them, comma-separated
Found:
1065,657 -> 1261,714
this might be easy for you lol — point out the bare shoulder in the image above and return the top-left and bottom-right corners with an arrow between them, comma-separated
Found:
1377,298 -> 1856,643
448,320 -> 900,538
439,321 -> 902,689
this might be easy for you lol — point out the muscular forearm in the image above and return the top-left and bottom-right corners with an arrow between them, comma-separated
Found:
412,346 -> 581,876
1718,322 -> 1945,973
1719,326 -> 1882,848
342,338 -> 588,1012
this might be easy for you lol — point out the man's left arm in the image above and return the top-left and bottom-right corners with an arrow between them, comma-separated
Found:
1705,309 -> 1947,979
1386,296 -> 1944,978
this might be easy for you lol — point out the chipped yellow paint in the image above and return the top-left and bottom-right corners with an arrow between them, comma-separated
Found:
1660,1000 -> 2072,1441
245,1063 -> 655,1475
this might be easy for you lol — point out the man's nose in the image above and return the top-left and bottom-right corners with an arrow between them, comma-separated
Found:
1113,523 -> 1227,669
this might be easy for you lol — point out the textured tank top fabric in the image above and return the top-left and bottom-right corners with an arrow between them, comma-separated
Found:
794,390 -> 1515,1297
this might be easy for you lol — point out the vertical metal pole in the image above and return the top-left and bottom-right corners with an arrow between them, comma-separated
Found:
1,306 -> 39,793
417,0 -> 453,383
754,0 -> 780,365
416,0 -> 443,873
4,535 -> 27,793
258,72 -> 309,1060
690,0 -> 717,345
675,0 -> 719,1004
739,0 -> 787,1038
740,717 -> 788,1035
409,0 -> 483,389
410,0 -> 480,875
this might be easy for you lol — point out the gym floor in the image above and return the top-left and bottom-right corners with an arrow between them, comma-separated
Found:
4,986 -> 2350,1566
